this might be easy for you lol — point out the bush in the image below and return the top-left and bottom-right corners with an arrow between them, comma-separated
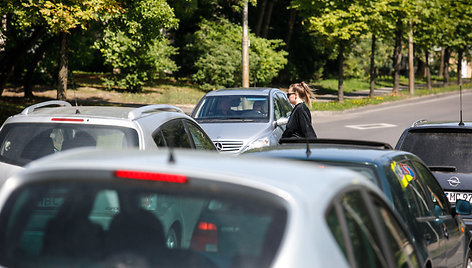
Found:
189,19 -> 287,90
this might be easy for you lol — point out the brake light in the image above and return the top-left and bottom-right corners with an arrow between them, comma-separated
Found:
115,170 -> 187,183
191,221 -> 218,252
51,118 -> 84,122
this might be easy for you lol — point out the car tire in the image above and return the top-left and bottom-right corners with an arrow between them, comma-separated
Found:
166,226 -> 180,249
466,248 -> 472,268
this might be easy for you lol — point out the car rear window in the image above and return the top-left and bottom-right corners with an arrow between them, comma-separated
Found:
0,123 -> 139,167
0,180 -> 287,268
399,130 -> 472,173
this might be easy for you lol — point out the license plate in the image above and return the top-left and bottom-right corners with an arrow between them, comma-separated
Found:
445,191 -> 472,204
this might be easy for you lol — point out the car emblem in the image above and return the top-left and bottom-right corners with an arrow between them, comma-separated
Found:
214,142 -> 223,151
448,176 -> 460,187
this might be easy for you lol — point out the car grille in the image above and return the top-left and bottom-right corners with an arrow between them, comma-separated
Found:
213,140 -> 244,153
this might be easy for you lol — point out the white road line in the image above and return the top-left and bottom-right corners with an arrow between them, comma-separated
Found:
346,123 -> 397,130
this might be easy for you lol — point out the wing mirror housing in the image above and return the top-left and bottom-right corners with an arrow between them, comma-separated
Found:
274,117 -> 288,128
455,199 -> 472,215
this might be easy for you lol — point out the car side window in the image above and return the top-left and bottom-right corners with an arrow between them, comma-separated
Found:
154,119 -> 192,149
276,93 -> 292,117
410,160 -> 450,215
327,190 -> 387,267
273,98 -> 282,120
390,160 -> 430,217
371,194 -> 420,268
184,120 -> 215,151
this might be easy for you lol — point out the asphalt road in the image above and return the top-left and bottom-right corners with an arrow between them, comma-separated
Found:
313,89 -> 472,147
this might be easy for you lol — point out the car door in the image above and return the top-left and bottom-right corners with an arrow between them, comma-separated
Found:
389,159 -> 446,267
410,159 -> 465,268
272,93 -> 291,141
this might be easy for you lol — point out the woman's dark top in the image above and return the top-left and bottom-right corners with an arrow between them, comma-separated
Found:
281,102 -> 317,139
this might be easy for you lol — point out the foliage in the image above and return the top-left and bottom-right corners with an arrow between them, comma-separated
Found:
189,19 -> 287,90
94,0 -> 179,92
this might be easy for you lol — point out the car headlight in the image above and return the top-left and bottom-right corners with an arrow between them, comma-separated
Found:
246,137 -> 270,151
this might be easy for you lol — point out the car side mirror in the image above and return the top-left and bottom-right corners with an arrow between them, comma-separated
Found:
455,199 -> 472,215
274,117 -> 288,128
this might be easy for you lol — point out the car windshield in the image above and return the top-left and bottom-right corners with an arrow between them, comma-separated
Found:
399,130 -> 472,173
193,95 -> 269,121
0,123 -> 139,167
0,180 -> 286,268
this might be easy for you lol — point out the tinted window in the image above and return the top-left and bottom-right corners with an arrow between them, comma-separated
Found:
0,123 -> 139,166
0,181 -> 287,268
193,95 -> 269,122
371,195 -> 420,268
184,121 -> 215,151
275,94 -> 292,117
390,161 -> 430,217
155,120 -> 192,149
399,130 -> 472,173
411,160 -> 450,215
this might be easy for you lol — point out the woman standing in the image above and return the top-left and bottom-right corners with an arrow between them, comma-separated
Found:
281,82 -> 317,139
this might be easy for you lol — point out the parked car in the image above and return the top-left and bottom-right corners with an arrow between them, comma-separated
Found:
191,88 -> 292,153
0,148 -> 423,267
396,120 -> 472,231
0,100 -> 216,183
246,139 -> 472,268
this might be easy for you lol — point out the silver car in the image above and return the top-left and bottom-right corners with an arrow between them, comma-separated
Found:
0,100 -> 215,183
0,149 -> 423,267
191,88 -> 292,153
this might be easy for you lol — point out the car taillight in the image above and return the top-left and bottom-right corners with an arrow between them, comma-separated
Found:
190,221 -> 218,252
115,170 -> 187,183
51,118 -> 84,122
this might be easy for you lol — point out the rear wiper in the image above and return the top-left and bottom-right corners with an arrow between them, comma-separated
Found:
429,166 -> 457,172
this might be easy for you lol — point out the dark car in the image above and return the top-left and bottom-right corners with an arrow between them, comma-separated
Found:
246,139 -> 472,268
396,120 -> 472,229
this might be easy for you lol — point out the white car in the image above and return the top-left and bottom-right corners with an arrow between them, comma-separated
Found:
0,100 -> 215,183
0,149 -> 423,267
191,88 -> 292,153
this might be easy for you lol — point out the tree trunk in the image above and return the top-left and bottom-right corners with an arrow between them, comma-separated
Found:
392,19 -> 402,95
23,36 -> 56,98
438,48 -> 444,78
255,0 -> 268,36
337,40 -> 345,103
425,50 -> 431,90
0,27 -> 46,96
457,49 -> 463,86
57,32 -> 69,100
242,0 -> 249,88
369,34 -> 376,98
443,47 -> 450,84
285,8 -> 296,50
261,0 -> 276,38
408,20 -> 414,94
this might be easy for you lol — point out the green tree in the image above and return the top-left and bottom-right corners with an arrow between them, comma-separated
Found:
189,19 -> 287,91
94,0 -> 179,92
293,0 -> 370,102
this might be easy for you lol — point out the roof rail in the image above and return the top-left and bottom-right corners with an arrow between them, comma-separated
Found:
412,119 -> 427,127
128,104 -> 184,120
279,138 -> 393,149
21,100 -> 72,115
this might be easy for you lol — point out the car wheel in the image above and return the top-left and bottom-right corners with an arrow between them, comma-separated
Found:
166,226 -> 180,249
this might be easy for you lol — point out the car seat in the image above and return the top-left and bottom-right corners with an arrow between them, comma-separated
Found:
20,130 -> 55,160
42,190 -> 104,259
62,131 -> 96,151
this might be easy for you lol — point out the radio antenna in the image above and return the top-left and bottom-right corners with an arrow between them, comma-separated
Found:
459,85 -> 464,126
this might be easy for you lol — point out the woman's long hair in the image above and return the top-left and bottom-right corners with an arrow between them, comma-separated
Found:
289,82 -> 316,106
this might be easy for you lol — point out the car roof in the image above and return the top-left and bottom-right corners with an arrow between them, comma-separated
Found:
203,87 -> 280,97
247,144 -> 413,165
408,120 -> 472,129
5,148 -> 378,206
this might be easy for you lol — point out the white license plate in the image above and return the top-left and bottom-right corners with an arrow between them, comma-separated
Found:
445,191 -> 472,204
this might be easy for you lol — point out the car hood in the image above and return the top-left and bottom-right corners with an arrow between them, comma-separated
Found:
199,122 -> 271,141
0,162 -> 23,186
433,171 -> 472,191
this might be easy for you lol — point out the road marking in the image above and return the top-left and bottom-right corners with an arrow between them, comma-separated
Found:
346,123 -> 397,130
